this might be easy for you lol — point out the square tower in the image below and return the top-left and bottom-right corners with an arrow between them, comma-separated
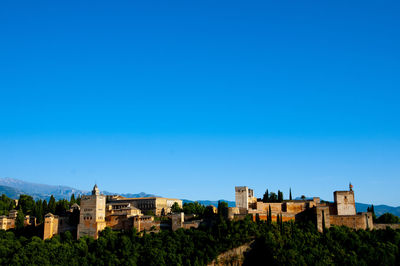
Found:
334,190 -> 356,216
235,186 -> 256,210
77,185 -> 107,239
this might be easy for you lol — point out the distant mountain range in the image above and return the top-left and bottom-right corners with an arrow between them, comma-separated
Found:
0,177 -> 398,217
0,177 -> 156,200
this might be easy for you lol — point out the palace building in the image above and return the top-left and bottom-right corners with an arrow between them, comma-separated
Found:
231,184 -> 374,232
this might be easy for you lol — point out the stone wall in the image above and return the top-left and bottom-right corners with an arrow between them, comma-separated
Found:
254,202 -> 282,213
374,224 -> 400,230
330,212 -> 373,230
315,206 -> 330,232
171,212 -> 184,231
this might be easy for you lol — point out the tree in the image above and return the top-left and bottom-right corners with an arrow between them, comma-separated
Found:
262,189 -> 269,202
277,190 -> 283,202
171,202 -> 182,213
16,208 -> 25,230
18,195 -> 35,214
269,192 -> 278,202
289,188 -> 292,201
70,194 -> 76,206
217,201 -> 229,220
42,200 -> 48,214
267,205 -> 272,224
367,204 -> 377,221
376,213 -> 400,224
48,195 -> 56,214
76,195 -> 81,206
33,200 -> 43,224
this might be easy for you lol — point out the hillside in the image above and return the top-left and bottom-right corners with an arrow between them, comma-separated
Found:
0,185 -> 24,199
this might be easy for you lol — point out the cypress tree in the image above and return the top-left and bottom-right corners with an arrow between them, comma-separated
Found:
16,208 -> 25,230
263,189 -> 269,202
268,205 -> 272,224
42,199 -> 48,214
70,194 -> 76,206
289,188 -> 292,201
278,190 -> 283,202
48,195 -> 56,214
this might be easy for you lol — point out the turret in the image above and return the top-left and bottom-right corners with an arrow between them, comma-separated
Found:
92,184 -> 100,195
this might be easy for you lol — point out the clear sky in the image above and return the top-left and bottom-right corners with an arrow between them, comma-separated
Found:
1,0 -> 399,205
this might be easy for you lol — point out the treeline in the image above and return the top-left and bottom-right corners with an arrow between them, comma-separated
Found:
367,204 -> 400,224
262,189 -> 285,202
245,221 -> 400,265
171,201 -> 219,218
1,211 -> 400,265
0,194 -> 80,227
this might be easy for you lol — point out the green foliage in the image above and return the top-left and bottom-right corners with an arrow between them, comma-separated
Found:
262,189 -> 269,202
244,223 -> 400,266
376,213 -> 400,224
182,202 -> 206,217
289,188 -> 292,201
70,194 -> 76,205
0,194 -> 15,215
1,193 -> 80,226
171,202 -> 182,213
277,190 -> 283,202
217,201 -> 229,220
15,208 -> 25,230
48,196 -> 56,214
18,195 -> 35,215
262,189 -> 283,203
368,204 -> 377,221
0,216 -> 400,265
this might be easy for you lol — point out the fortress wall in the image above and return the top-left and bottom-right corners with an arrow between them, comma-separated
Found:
252,213 -> 296,222
285,202 -> 307,213
315,206 -> 330,232
330,212 -> 373,230
374,224 -> 400,230
255,202 -> 282,213
105,215 -> 134,230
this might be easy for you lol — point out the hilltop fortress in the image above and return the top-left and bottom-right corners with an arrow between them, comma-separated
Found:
2,183 -> 395,240
230,184 -> 373,231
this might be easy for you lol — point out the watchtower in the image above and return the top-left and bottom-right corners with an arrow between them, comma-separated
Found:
77,184 -> 107,239
334,184 -> 356,216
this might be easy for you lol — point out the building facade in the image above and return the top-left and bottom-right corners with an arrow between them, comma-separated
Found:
77,185 -> 107,239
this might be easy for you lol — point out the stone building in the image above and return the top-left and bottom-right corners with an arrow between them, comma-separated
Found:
0,210 -> 36,230
44,185 -> 178,240
171,212 -> 202,231
77,184 -> 107,239
107,196 -> 183,216
0,210 -> 17,230
233,184 -> 374,232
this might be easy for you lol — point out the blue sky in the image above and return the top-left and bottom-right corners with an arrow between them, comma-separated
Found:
1,0 -> 399,205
